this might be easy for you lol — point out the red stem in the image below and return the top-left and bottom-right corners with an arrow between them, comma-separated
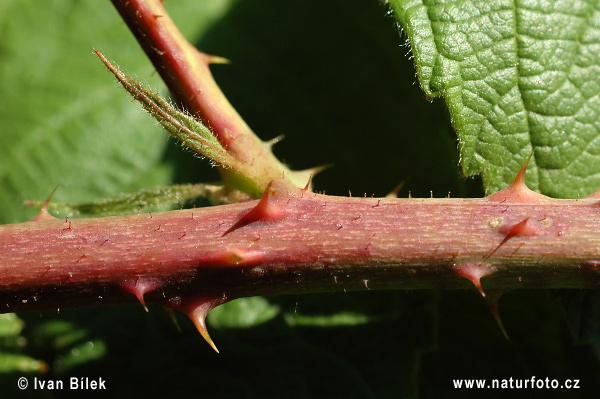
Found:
2,191 -> 600,313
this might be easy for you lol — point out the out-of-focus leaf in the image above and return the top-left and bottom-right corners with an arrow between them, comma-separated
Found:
57,340 -> 106,373
560,290 -> 600,359
0,314 -> 48,373
208,297 -> 280,329
284,311 -> 372,327
0,354 -> 48,374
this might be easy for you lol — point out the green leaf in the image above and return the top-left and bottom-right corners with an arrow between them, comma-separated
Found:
58,339 -> 107,372
96,52 -> 246,173
208,297 -> 280,328
391,0 -> 600,197
0,314 -> 48,373
0,0 -> 233,224
26,183 -> 226,217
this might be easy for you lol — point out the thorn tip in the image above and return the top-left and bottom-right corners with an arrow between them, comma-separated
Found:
485,290 -> 509,340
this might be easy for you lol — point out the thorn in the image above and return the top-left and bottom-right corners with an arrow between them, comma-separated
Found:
487,218 -> 539,259
121,278 -> 162,312
513,151 -> 533,187
454,263 -> 494,297
486,152 -> 549,203
302,174 -> 314,191
385,180 -> 406,198
174,296 -> 229,353
163,307 -> 181,332
306,164 -> 332,176
222,183 -> 283,236
484,290 -> 509,340
27,185 -> 60,222
291,164 -> 331,190
265,134 -> 285,149
205,54 -> 230,65
499,218 -> 538,239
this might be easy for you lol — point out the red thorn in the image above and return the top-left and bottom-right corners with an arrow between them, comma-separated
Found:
121,278 -> 162,312
484,289 -> 509,340
499,218 -> 538,239
454,263 -> 494,297
28,185 -> 61,222
486,152 -> 549,203
172,296 -> 229,353
487,218 -> 538,259
222,183 -> 283,236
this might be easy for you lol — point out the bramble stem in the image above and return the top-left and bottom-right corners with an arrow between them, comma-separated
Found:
2,192 -> 599,313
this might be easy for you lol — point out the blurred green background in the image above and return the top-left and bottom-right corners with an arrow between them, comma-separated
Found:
1,0 -> 598,397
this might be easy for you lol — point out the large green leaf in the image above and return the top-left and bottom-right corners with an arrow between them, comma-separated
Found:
391,0 -> 600,197
0,0 -> 233,224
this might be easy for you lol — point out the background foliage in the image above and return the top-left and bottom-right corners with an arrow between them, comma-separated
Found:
1,0 -> 599,397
